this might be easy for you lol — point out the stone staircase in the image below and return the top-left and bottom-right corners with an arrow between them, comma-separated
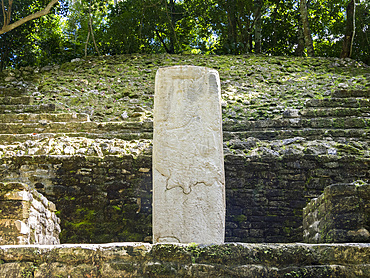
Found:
224,89 -> 370,142
0,87 -> 54,112
0,87 -> 153,144
2,87 -> 368,146
222,89 -> 370,243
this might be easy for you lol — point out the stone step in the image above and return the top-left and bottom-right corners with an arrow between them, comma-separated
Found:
301,107 -> 370,118
0,243 -> 368,277
224,128 -> 369,141
332,89 -> 370,98
1,127 -> 368,149
0,104 -> 55,114
305,117 -> 369,129
0,136 -> 152,158
71,131 -> 153,140
0,87 -> 26,97
3,127 -> 368,144
305,98 -> 369,108
0,113 -> 90,123
224,117 -> 370,131
0,131 -> 153,144
0,96 -> 33,105
1,117 -> 367,143
0,121 -> 153,143
0,121 -> 152,135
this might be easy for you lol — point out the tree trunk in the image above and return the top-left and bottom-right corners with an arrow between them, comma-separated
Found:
168,0 -> 176,53
299,0 -> 314,56
84,1 -> 100,57
88,1 -> 100,56
235,1 -> 249,53
254,0 -> 263,54
340,0 -> 356,58
2,0 -> 14,27
163,0 -> 177,54
84,30 -> 90,58
295,21 -> 305,56
155,29 -> 171,54
0,33 -> 12,70
226,0 -> 238,53
271,1 -> 279,51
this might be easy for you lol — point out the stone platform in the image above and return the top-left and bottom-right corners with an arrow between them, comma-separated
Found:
0,242 -> 369,277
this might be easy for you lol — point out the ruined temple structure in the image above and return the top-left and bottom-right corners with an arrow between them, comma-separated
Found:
0,56 -> 369,276
1,85 -> 368,245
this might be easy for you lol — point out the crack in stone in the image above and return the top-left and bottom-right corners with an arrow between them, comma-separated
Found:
157,167 -> 214,195
156,235 -> 181,243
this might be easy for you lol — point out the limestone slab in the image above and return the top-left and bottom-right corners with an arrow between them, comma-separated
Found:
153,66 -> 225,244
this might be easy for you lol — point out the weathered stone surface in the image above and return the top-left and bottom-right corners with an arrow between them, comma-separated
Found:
0,146 -> 369,244
0,136 -> 151,157
0,104 -> 55,114
0,262 -> 36,278
0,60 -> 369,245
153,66 -> 225,244
303,182 -> 370,243
0,112 -> 90,123
0,154 -> 153,244
0,182 -> 60,245
0,243 -> 368,278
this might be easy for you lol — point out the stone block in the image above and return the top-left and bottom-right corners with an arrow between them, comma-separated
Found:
0,262 -> 36,278
303,182 -> 370,243
34,263 -> 98,278
0,182 -> 60,245
0,190 -> 33,201
153,66 -> 225,244
0,200 -> 30,219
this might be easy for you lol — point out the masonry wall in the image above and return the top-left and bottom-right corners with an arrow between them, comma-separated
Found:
225,153 -> 369,242
1,152 -> 368,244
0,155 -> 152,243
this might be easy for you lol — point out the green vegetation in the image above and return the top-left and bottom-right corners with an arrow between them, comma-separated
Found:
1,54 -> 368,125
0,0 -> 369,70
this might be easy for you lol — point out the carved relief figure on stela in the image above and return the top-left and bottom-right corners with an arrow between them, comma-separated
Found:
153,66 -> 225,244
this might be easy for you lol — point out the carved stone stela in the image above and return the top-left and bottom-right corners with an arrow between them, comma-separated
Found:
153,66 -> 225,244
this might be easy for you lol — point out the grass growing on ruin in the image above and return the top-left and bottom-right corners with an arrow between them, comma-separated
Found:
2,54 -> 369,124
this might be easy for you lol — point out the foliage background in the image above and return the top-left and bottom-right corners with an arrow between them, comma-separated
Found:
0,0 -> 369,70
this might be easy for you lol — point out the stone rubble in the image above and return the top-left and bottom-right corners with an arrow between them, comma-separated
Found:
0,137 -> 152,158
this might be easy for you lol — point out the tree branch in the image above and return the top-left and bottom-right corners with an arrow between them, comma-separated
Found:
155,29 -> 171,53
0,0 -> 59,35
